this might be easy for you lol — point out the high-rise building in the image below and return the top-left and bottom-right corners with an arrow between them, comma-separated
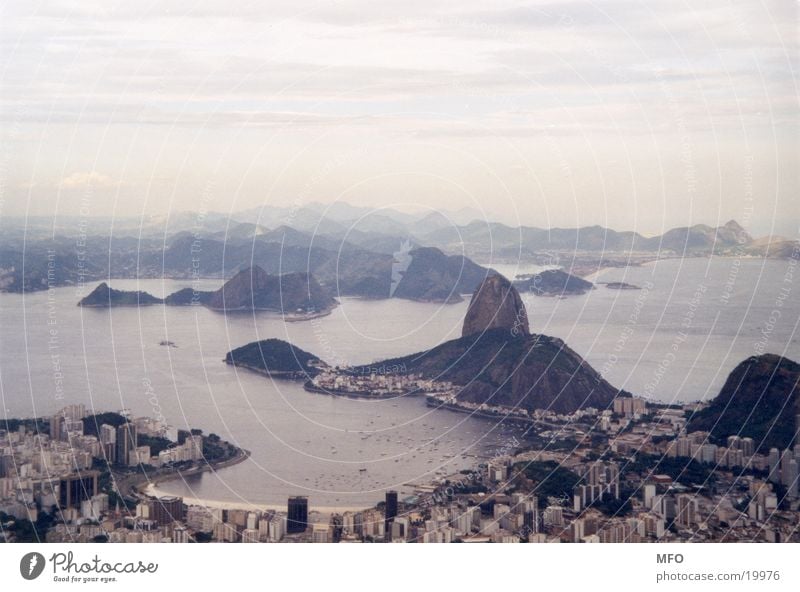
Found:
385,490 -> 398,535
606,463 -> 620,499
643,484 -> 656,509
116,422 -> 137,466
148,496 -> 185,526
100,424 -> 117,464
312,523 -> 331,543
768,448 -> 781,483
781,449 -> 794,486
287,496 -> 308,534
786,459 -> 799,499
268,514 -> 287,542
613,397 -> 646,417
700,444 -> 717,464
543,506 -> 563,527
50,414 -> 64,442
570,519 -> 585,542
61,404 -> 86,421
187,434 -> 204,461
58,470 -> 99,509
523,509 -> 539,535
64,418 -> 84,438
675,494 -> 697,529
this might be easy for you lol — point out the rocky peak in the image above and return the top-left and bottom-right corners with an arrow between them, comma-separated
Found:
207,265 -> 336,312
717,219 -> 752,245
462,274 -> 529,337
208,266 -> 269,309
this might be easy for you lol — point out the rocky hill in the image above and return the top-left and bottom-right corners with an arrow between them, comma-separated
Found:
687,354 -> 799,452
361,275 -> 622,414
462,274 -> 528,337
391,247 -> 491,303
163,287 -> 214,306
224,338 -> 327,379
204,266 -> 337,313
367,328 -> 622,414
514,269 -> 593,296
78,282 -> 163,307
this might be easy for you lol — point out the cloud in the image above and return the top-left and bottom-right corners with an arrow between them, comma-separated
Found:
58,171 -> 117,189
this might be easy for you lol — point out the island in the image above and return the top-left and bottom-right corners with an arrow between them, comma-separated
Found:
202,266 -> 336,314
224,338 -> 327,379
513,269 -> 594,297
603,282 -> 642,290
78,282 -> 163,307
78,266 -> 339,321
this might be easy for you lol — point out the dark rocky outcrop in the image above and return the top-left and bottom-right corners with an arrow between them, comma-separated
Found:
514,269 -> 593,296
687,354 -> 800,452
78,282 -> 163,307
462,274 -> 529,337
164,287 -> 214,306
224,338 -> 327,379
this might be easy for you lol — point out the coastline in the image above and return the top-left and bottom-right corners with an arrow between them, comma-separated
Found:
303,380 -> 417,400
208,303 -> 337,321
119,447 -> 252,502
225,360 -> 319,381
140,485 -> 371,515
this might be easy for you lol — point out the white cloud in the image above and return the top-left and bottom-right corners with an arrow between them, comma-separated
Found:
58,171 -> 117,189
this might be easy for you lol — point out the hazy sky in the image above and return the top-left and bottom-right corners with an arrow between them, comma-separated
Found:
1,0 -> 797,236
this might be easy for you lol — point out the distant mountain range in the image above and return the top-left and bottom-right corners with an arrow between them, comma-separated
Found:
2,203 -> 796,296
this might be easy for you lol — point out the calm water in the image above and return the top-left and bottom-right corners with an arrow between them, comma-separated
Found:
0,257 -> 797,507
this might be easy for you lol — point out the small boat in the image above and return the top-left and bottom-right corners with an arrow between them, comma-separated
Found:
359,468 -> 367,472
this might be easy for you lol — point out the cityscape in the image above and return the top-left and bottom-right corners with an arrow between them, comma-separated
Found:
2,391 -> 798,543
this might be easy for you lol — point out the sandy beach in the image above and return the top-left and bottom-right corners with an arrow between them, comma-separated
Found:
142,483 -> 371,515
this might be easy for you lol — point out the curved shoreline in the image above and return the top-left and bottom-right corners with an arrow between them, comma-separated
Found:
225,360 -> 319,381
119,447 -> 252,501
303,380 -> 416,400
140,487 -> 370,514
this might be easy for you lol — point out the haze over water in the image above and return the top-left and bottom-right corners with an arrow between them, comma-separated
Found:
0,257 -> 796,507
